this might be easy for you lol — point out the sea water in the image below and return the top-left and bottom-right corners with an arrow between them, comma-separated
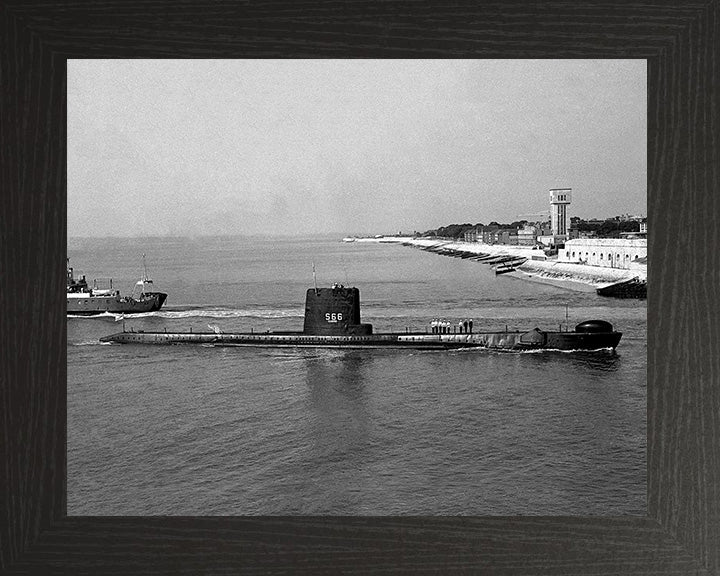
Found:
67,235 -> 646,515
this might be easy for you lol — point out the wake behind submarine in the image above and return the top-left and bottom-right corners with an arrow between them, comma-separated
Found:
100,285 -> 622,351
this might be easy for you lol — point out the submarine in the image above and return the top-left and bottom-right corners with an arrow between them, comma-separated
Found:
100,285 -> 622,351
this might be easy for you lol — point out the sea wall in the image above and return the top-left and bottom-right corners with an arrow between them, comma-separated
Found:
515,259 -> 642,287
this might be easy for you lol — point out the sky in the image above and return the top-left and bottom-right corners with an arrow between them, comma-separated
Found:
68,59 -> 646,237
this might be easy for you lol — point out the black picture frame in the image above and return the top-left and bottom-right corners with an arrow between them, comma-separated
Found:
2,1 -> 717,574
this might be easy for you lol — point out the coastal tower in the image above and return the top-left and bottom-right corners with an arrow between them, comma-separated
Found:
549,188 -> 572,238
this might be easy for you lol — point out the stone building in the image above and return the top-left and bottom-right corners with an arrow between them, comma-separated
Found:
558,238 -> 647,270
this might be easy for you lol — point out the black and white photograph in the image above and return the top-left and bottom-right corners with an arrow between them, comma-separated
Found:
67,59 -> 647,516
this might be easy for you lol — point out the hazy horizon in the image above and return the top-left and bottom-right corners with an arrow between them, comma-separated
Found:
68,59 -> 646,238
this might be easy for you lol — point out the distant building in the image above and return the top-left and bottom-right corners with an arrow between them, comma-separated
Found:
499,230 -> 518,245
558,238 -> 647,269
464,228 -> 479,242
479,225 -> 498,244
549,188 -> 572,238
473,225 -> 519,245
517,223 -> 551,246
517,225 -> 538,246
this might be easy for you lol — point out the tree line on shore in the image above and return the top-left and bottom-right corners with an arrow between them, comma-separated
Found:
421,217 -> 644,239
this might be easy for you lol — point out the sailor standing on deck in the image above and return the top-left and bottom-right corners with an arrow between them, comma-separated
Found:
469,319 -> 473,333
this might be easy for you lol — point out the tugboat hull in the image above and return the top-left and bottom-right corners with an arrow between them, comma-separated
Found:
67,292 -> 167,315
67,257 -> 167,315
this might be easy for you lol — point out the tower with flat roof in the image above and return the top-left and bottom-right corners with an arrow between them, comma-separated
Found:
549,188 -> 572,237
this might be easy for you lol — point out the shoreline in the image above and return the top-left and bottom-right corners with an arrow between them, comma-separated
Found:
348,236 -> 647,292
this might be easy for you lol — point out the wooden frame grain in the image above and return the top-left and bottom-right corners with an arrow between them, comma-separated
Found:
2,1 -> 718,574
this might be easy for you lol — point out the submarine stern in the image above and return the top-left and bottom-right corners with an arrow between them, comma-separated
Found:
544,320 -> 623,350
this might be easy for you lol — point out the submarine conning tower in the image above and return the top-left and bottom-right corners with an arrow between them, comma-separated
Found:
303,286 -> 373,336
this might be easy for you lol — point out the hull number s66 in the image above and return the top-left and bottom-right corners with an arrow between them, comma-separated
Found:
325,312 -> 343,323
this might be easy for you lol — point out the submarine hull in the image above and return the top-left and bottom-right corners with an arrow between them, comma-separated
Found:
100,329 -> 621,351
98,286 -> 622,351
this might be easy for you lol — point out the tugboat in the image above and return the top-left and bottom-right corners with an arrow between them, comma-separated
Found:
100,285 -> 621,351
67,256 -> 167,316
